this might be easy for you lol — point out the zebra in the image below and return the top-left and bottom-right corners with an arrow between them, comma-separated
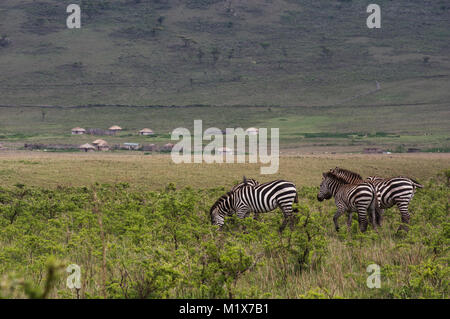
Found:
329,167 -> 423,232
326,167 -> 381,226
317,171 -> 378,233
366,175 -> 423,232
210,178 -> 299,232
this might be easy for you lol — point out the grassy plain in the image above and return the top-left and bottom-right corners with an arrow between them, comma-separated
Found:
0,151 -> 448,189
0,152 -> 448,299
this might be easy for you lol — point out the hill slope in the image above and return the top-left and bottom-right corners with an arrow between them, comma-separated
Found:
0,0 -> 449,151
0,0 -> 449,106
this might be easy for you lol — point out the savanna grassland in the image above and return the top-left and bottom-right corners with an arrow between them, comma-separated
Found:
0,0 -> 449,299
0,152 -> 448,299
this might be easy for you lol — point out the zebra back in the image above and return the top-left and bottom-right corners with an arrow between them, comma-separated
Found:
319,171 -> 376,205
230,176 -> 260,192
211,179 -> 298,227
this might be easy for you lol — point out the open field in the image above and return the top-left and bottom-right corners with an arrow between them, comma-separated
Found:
0,153 -> 448,298
0,0 -> 449,300
0,152 -> 448,189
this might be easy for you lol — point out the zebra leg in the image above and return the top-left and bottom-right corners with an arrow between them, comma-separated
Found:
346,211 -> 353,233
356,207 -> 368,233
278,206 -> 294,233
375,208 -> 384,226
396,201 -> 411,232
276,200 -> 297,233
333,209 -> 344,232
236,210 -> 248,220
236,210 -> 250,232
290,207 -> 299,229
369,206 -> 378,233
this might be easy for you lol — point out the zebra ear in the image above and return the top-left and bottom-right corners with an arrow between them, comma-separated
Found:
243,176 -> 248,184
322,172 -> 327,178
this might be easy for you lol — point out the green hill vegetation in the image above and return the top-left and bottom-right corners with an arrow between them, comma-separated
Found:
0,0 -> 449,151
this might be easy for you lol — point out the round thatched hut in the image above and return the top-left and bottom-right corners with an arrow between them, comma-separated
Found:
72,127 -> 86,135
92,139 -> 109,151
109,125 -> 122,134
139,128 -> 155,136
79,143 -> 96,152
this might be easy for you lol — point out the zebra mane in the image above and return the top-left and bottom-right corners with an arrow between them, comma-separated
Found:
330,167 -> 363,183
323,171 -> 351,185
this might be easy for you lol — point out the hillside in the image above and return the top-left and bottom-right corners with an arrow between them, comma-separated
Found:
0,0 -> 449,151
1,0 -> 449,106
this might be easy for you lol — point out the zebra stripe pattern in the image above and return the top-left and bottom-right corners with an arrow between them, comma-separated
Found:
210,179 -> 298,232
329,167 -> 364,184
366,176 -> 423,232
317,171 -> 377,233
230,176 -> 260,192
329,167 -> 423,232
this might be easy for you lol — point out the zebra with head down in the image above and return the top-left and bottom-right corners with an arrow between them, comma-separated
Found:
211,177 -> 299,232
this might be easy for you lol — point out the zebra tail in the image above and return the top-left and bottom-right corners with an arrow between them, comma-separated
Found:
294,192 -> 299,203
369,192 -> 378,225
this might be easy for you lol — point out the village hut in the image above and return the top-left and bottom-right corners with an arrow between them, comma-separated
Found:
245,127 -> 259,135
109,125 -> 122,134
217,147 -> 233,155
79,143 -> 96,152
139,128 -> 155,136
71,127 -> 86,135
92,139 -> 109,151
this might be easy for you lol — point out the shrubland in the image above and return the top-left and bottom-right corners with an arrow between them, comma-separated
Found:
0,171 -> 448,298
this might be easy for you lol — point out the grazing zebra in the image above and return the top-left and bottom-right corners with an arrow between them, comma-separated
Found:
317,171 -> 377,233
366,176 -> 423,232
329,167 -> 423,232
210,178 -> 299,232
